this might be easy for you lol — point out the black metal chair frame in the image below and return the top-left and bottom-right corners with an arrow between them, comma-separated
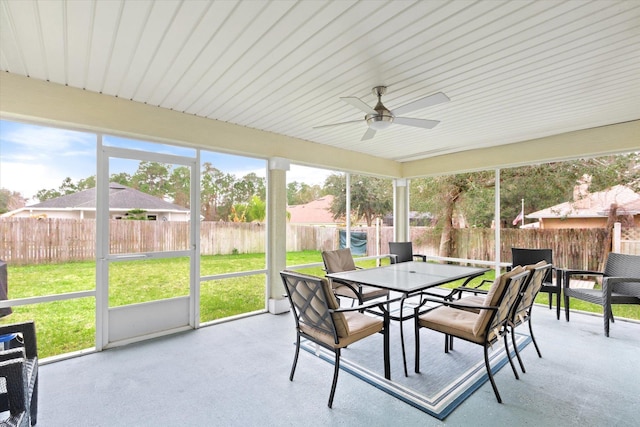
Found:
413,269 -> 531,403
280,270 -> 394,408
563,252 -> 640,337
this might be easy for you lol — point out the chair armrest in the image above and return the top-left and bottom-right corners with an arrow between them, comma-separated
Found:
562,269 -> 604,288
0,358 -> 27,415
0,322 -> 37,359
413,254 -> 427,262
603,277 -> 640,297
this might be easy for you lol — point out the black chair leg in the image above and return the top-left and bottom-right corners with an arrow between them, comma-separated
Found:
414,322 -> 421,373
328,350 -> 341,408
564,294 -> 571,322
511,326 -> 526,373
484,345 -> 502,403
289,334 -> 301,381
529,318 -> 542,358
504,333 -> 519,380
555,290 -> 561,320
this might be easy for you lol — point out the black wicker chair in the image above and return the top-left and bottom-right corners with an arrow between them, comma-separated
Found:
511,248 -> 561,319
388,242 -> 427,264
280,270 -> 392,408
563,252 -> 640,337
0,321 -> 38,426
413,267 -> 531,403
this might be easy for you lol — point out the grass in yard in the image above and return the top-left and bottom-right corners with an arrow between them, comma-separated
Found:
2,251 -> 638,358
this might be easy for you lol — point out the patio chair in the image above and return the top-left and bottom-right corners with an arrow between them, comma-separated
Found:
280,270 -> 392,408
446,261 -> 552,376
508,262 -> 553,373
388,242 -> 427,264
413,267 -> 530,403
0,321 -> 38,426
321,248 -> 389,305
563,252 -> 640,337
511,248 -> 561,320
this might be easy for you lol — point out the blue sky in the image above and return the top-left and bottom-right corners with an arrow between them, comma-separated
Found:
0,119 -> 331,202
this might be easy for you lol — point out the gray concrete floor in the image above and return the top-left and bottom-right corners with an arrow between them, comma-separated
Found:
38,306 -> 639,426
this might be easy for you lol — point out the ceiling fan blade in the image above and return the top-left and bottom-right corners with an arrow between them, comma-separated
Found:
392,92 -> 449,116
361,127 -> 377,141
313,119 -> 363,129
341,96 -> 376,114
394,117 -> 440,129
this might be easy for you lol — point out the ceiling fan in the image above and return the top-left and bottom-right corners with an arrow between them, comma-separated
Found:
314,86 -> 449,141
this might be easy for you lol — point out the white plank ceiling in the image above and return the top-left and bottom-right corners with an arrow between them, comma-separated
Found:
1,0 -> 639,162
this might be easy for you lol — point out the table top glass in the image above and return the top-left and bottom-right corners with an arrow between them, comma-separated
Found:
326,261 -> 489,293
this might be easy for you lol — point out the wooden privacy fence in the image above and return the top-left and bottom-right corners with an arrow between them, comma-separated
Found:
0,218 -> 636,269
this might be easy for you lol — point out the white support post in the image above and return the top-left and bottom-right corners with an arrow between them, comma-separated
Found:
267,157 -> 290,314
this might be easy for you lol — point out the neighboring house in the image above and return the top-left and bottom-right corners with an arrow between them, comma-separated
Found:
287,195 -> 339,226
526,184 -> 640,229
0,183 -> 190,221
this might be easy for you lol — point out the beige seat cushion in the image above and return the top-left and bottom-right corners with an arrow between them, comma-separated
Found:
301,311 -> 383,349
334,284 -> 389,300
418,306 -> 483,343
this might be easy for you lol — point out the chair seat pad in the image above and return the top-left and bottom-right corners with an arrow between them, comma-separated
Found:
455,295 -> 484,313
418,306 -> 483,344
334,284 -> 388,300
301,312 -> 383,349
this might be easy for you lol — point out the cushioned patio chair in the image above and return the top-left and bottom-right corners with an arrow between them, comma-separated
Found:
511,248 -> 561,319
508,262 -> 553,373
0,321 -> 38,426
413,267 -> 530,403
280,270 -> 392,408
321,248 -> 389,305
563,252 -> 640,337
446,262 -> 552,376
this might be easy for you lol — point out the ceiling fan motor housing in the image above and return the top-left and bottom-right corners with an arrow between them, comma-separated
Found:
366,86 -> 394,130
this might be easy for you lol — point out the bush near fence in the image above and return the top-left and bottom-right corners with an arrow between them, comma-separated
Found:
0,218 -> 636,270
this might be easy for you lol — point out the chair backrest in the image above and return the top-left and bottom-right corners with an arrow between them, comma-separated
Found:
321,248 -> 357,274
389,242 -> 413,264
280,270 -> 349,342
473,266 -> 528,337
603,253 -> 640,296
511,247 -> 553,283
513,262 -> 552,320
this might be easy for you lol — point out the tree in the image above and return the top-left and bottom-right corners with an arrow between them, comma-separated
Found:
168,166 -> 191,208
201,163 -> 235,221
131,161 -> 171,198
0,188 -> 26,214
324,173 -> 393,226
287,181 -> 323,205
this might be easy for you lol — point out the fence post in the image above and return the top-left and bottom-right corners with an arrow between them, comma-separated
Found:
613,222 -> 621,253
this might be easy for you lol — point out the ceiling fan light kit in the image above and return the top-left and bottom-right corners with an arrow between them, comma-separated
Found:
314,86 -> 449,140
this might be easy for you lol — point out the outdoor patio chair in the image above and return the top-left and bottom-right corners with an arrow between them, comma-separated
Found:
0,321 -> 38,426
388,242 -> 427,264
413,267 -> 531,403
280,270 -> 392,408
563,252 -> 640,337
508,262 -> 553,373
321,248 -> 389,305
445,262 -> 552,376
511,248 -> 561,320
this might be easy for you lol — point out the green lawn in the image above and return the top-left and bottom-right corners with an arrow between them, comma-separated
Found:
2,251 -> 638,358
